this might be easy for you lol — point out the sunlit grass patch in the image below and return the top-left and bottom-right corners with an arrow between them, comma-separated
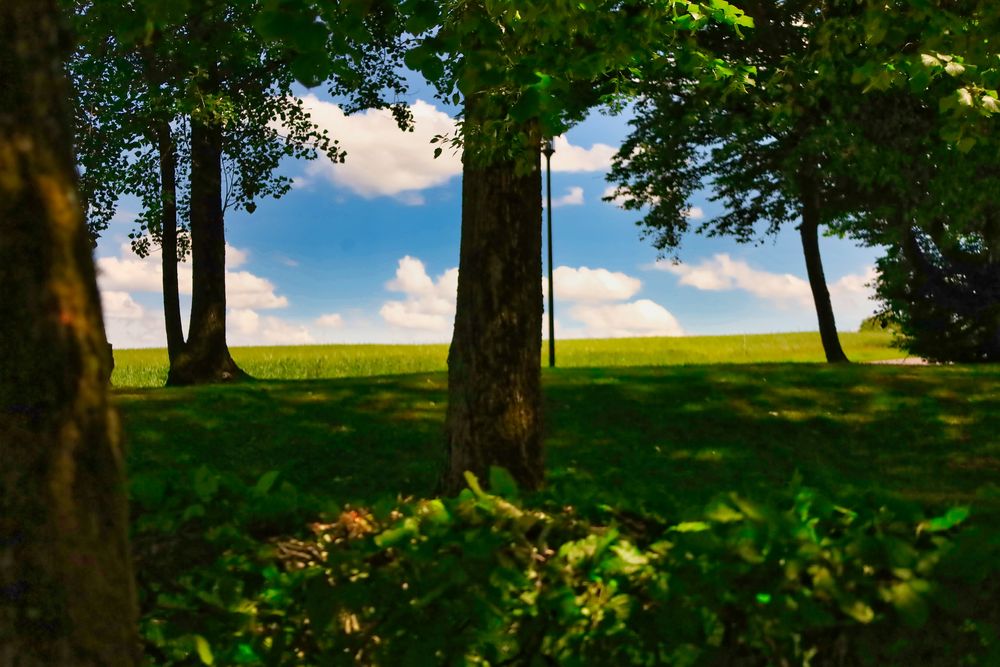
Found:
111,331 -> 903,387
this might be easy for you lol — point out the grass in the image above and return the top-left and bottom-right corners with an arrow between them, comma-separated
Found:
112,330 -> 904,387
117,357 -> 1000,521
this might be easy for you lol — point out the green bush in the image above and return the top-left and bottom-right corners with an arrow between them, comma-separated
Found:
133,468 -> 1000,666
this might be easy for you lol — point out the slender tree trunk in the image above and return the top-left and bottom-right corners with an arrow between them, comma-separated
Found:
166,117 -> 247,385
0,1 -> 139,663
800,180 -> 849,363
156,123 -> 185,365
441,112 -> 544,495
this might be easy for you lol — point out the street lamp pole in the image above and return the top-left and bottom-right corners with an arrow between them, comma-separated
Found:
542,139 -> 556,368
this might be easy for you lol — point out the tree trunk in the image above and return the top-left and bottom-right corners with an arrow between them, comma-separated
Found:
156,123 -> 185,365
167,117 -> 247,385
0,1 -> 139,663
441,116 -> 544,495
800,180 -> 849,363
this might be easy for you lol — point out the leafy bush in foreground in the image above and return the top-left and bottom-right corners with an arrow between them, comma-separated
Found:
133,468 -> 1000,666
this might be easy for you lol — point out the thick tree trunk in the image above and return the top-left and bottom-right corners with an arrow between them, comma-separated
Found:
441,119 -> 544,495
167,117 -> 247,385
800,181 -> 849,363
0,1 -> 139,663
156,124 -> 185,365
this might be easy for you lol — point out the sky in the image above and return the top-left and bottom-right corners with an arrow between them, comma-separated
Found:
94,85 -> 882,349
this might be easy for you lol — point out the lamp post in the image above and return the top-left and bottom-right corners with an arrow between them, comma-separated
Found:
542,138 -> 556,368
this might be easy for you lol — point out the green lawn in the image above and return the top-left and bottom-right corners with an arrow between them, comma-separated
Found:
112,331 -> 903,387
118,359 -> 1000,519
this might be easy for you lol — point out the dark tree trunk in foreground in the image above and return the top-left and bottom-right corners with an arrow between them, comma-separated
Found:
800,180 -> 849,363
0,1 -> 139,662
442,119 -> 544,495
167,117 -> 247,385
156,124 -> 186,365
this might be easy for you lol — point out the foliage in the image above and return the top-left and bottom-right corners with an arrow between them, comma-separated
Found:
874,228 -> 1000,362
131,466 -> 1000,665
815,0 -> 1000,150
606,2 -> 872,256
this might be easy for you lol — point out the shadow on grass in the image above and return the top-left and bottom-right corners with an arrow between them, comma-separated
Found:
117,364 -> 1000,517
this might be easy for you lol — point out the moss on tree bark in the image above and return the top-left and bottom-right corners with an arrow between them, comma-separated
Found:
0,1 -> 139,662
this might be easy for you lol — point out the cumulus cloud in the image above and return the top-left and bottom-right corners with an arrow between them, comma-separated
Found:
568,300 -> 685,338
96,242 -> 298,347
96,242 -> 287,309
657,254 -> 814,306
226,271 -> 288,309
655,253 -> 878,328
550,186 -> 585,208
686,206 -> 705,220
297,95 -> 618,203
101,290 -> 145,320
379,256 -> 682,341
315,313 -> 345,328
300,96 -> 459,203
548,135 -> 616,172
228,308 -> 315,346
380,256 -> 458,335
545,266 -> 642,302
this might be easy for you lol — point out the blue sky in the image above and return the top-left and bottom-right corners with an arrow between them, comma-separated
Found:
94,86 -> 881,349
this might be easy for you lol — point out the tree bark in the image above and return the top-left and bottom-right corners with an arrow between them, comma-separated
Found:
0,1 -> 139,663
800,179 -> 849,363
441,114 -> 544,495
156,123 -> 186,365
166,116 -> 247,385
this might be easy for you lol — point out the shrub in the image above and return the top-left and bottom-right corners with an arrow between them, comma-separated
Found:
133,468 -> 1000,666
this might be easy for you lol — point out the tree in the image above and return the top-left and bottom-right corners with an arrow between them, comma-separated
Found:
606,1 -> 900,363
69,0 -> 343,384
0,0 -> 139,662
399,0 -> 754,493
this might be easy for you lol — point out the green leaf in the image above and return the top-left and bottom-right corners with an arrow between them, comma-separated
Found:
888,580 -> 930,627
192,466 -> 219,502
919,506 -> 970,533
255,470 -> 280,495
670,521 -> 711,533
488,466 -> 519,498
194,635 -> 214,665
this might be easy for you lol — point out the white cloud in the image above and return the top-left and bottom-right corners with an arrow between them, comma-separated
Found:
258,317 -> 314,345
97,242 -> 297,347
316,313 -> 344,328
603,185 -> 630,208
297,95 -> 617,203
655,253 -> 878,328
228,308 -> 315,346
568,300 -> 684,338
657,254 -> 814,307
377,256 -> 682,341
548,136 -> 616,172
227,245 -> 249,268
380,256 -> 458,335
97,242 -> 286,310
101,290 -> 145,320
226,271 -> 288,309
299,96 -> 460,202
96,249 -> 165,293
550,186 -> 584,208
545,266 -> 642,302
229,308 -> 261,336
685,206 -> 705,220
